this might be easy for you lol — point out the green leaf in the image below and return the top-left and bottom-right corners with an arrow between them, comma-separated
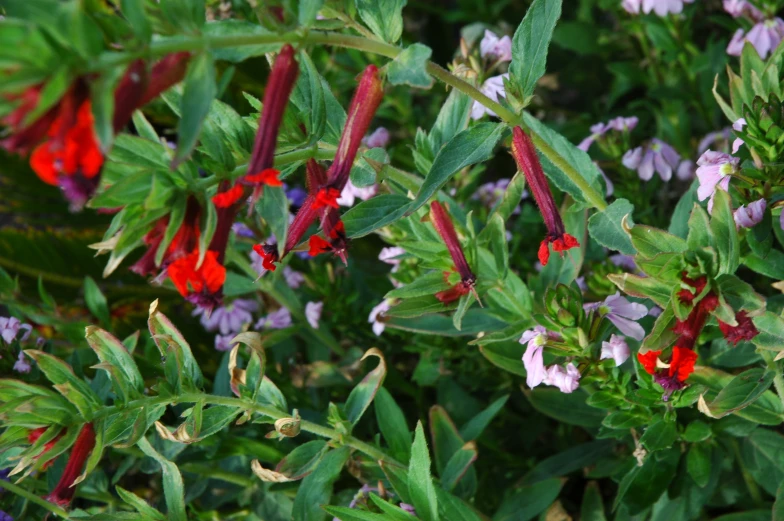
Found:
710,189 -> 740,275
85,326 -> 144,401
292,447 -> 350,521
24,350 -> 101,419
682,421 -> 712,443
197,199 -> 218,269
522,440 -> 615,485
629,225 -> 687,259
752,312 -> 784,352
274,440 -> 329,480
116,486 -> 165,520
436,488 -> 483,521
409,421 -> 439,521
639,419 -> 677,451
356,0 -> 407,43
291,51 -> 327,144
588,198 -> 636,255
744,249 -> 784,279
510,0 -> 563,102
386,272 -> 451,299
429,406 -> 466,476
344,349 -> 387,425
137,437 -> 187,521
689,367 -> 784,425
699,368 -> 775,419
441,442 -> 478,491
525,389 -> 604,428
489,171 -> 525,223
370,494 -> 420,520
580,482 -> 607,521
202,21 -> 278,62
775,481 -> 784,521
148,300 -> 204,392
120,0 -> 152,42
388,44 -> 434,89
614,448 -> 679,515
607,273 -> 672,308
669,182 -> 697,238
452,292 -> 476,332
493,478 -> 563,521
375,387 -> 412,463
686,444 -> 711,488
410,123 -> 505,212
459,394 -> 509,441
299,0 -> 324,25
83,276 -> 110,326
173,52 -> 217,168
343,195 -> 412,238
256,186 -> 290,258
741,429 -> 784,496
323,507 -> 386,521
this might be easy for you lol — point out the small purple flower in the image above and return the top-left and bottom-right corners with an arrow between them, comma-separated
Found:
283,266 -> 305,288
601,334 -> 630,366
734,199 -> 766,228
578,123 -> 608,152
622,0 -> 694,15
479,30 -> 513,62
0,509 -> 12,521
232,222 -> 256,238
305,301 -> 323,329
585,292 -> 648,341
255,307 -> 292,330
474,178 -> 527,209
622,139 -> 681,181
543,363 -> 581,393
696,150 -> 738,212
724,0 -> 764,20
363,127 -> 391,149
579,116 -> 638,152
369,300 -> 392,335
379,247 -> 405,265
732,118 -> 746,153
698,128 -> 732,155
521,326 -> 549,389
471,74 -> 508,120
337,179 -> 377,207
649,306 -> 663,317
0,317 -> 32,344
399,503 -> 417,515
193,299 -> 258,335
13,351 -> 31,374
609,254 -> 637,271
596,163 -> 614,197
676,159 -> 695,181
727,18 -> 784,58
214,334 -> 235,352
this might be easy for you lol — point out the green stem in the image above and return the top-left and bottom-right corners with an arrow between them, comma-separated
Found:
760,350 -> 784,410
94,30 -> 607,211
0,478 -> 70,519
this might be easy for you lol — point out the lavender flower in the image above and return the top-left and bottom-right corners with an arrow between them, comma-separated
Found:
215,334 -> 235,352
597,163 -> 614,197
732,118 -> 746,153
369,300 -> 392,335
474,178 -> 526,209
285,185 -> 308,207
609,254 -> 637,271
677,159 -> 695,181
543,363 -> 581,393
520,326 -> 549,389
305,301 -> 323,329
585,292 -> 648,341
0,510 -> 12,521
470,74 -> 508,120
379,247 -> 405,266
363,127 -> 391,149
578,116 -> 638,152
724,0 -> 763,20
622,139 -> 681,181
622,0 -> 694,15
727,18 -> 784,58
601,334 -> 630,366
400,503 -> 417,515
734,199 -> 766,228
193,299 -> 257,335
337,179 -> 377,207
479,30 -> 513,62
698,128 -> 732,154
255,307 -> 292,329
696,150 -> 738,212
13,351 -> 31,373
232,222 -> 256,238
0,317 -> 31,344
578,123 -> 609,152
283,266 -> 305,288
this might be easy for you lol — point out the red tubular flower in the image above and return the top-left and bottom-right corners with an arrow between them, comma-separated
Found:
167,250 -> 226,310
1,85 -> 59,154
510,126 -> 580,266
313,187 -> 342,209
308,219 -> 349,265
45,422 -> 95,507
245,168 -> 283,187
636,346 -> 697,400
718,311 -> 759,345
252,243 -> 280,271
139,52 -> 191,107
673,274 -> 718,350
28,427 -> 63,470
212,183 -> 245,208
324,65 -> 384,192
242,44 -> 299,203
637,350 -> 661,375
130,198 -> 201,277
429,201 -> 478,303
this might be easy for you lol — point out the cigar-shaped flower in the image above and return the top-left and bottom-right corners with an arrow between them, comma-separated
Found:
45,423 -> 96,507
510,127 -> 579,266
241,44 -> 299,202
429,201 -> 478,303
313,65 -> 384,210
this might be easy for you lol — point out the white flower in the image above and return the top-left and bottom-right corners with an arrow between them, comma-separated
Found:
601,334 -> 631,366
369,300 -> 392,335
479,30 -> 512,62
471,74 -> 508,120
305,301 -> 323,329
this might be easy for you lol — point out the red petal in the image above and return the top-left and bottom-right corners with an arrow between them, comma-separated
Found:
246,168 -> 283,187
308,235 -> 333,256
538,240 -> 550,266
669,346 -> 697,382
313,188 -> 341,209
637,350 -> 661,375
212,184 -> 244,208
30,143 -> 59,185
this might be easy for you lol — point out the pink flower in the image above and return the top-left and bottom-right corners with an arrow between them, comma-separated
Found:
479,30 -> 513,62
732,118 -> 746,153
471,74 -> 508,120
255,307 -> 292,329
622,139 -> 681,181
13,351 -> 31,373
724,0 -> 764,21
676,160 -> 695,180
734,199 -> 766,228
521,326 -> 549,389
0,317 -> 32,344
585,292 -> 648,341
214,334 -> 235,352
601,334 -> 630,366
282,266 -> 305,288
623,0 -> 694,15
696,150 -> 738,212
337,178 -> 377,207
727,19 -> 784,58
543,363 -> 581,393
305,301 -> 323,329
369,300 -> 392,335
193,299 -> 257,335
578,116 -> 638,152
362,127 -> 390,149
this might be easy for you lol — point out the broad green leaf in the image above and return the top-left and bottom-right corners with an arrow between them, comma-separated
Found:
452,292 -> 476,332
629,225 -> 687,259
436,488 -> 483,521
669,182 -> 698,238
614,448 -> 679,515
608,273 -> 672,308
343,195 -> 412,238
429,90 -> 472,153
291,51 -> 327,144
375,387 -> 412,463
441,442 -> 478,491
120,0 -> 152,42
509,0 -> 563,102
344,349 -> 387,425
699,368 -> 775,419
752,311 -> 784,352
173,52 -> 217,168
686,444 -> 711,488
83,276 -> 110,326
690,367 -> 784,425
256,186 -> 290,258
525,388 -> 604,428
580,482 -> 607,521
409,421 -> 439,521
299,0 -> 324,25
292,447 -> 350,521
137,437 -> 187,521
386,272 -> 452,300
710,189 -> 740,275
85,326 -> 144,401
588,198 -> 636,255
741,429 -> 784,496
275,440 -> 329,480
116,486 -> 165,520
459,394 -> 509,441
356,0 -> 407,43
24,350 -> 101,419
744,249 -> 784,279
522,440 -> 615,485
148,299 -> 204,392
388,44 -> 433,89
639,419 -> 677,451
323,507 -> 386,521
370,494 -> 419,520
493,478 -> 563,521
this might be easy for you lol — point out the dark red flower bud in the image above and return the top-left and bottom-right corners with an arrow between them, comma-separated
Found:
325,65 -> 384,191
1,85 -> 59,154
45,422 -> 95,507
718,311 -> 759,345
429,201 -> 478,303
139,52 -> 191,107
112,59 -> 149,133
510,126 -> 579,266
672,274 -> 717,350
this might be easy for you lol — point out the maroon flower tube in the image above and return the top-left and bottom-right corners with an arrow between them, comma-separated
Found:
718,311 -> 759,345
45,422 -> 96,507
429,201 -> 478,303
510,126 -> 579,266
